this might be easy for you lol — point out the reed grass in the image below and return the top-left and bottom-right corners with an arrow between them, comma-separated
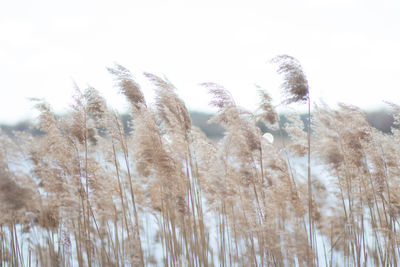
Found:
1,57 -> 399,266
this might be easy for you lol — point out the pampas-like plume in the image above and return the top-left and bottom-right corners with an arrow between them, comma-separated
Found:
145,72 -> 191,136
271,55 -> 309,104
84,86 -> 107,122
108,64 -> 146,111
0,165 -> 32,211
201,82 -> 236,110
285,113 -> 308,157
30,98 -> 58,134
257,87 -> 278,127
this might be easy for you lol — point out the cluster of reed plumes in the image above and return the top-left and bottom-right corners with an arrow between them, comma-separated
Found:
1,56 -> 400,267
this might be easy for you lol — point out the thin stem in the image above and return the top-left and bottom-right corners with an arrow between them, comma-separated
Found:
307,95 -> 313,266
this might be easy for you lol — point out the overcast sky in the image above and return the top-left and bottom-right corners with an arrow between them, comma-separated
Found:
1,0 -> 400,124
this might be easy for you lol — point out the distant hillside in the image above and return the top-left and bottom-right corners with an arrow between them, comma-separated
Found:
189,112 -> 224,139
190,110 -> 395,138
0,110 -> 396,139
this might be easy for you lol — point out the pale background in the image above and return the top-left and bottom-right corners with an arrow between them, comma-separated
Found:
1,0 -> 399,124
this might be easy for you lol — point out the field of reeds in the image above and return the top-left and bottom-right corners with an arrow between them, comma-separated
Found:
1,56 -> 400,266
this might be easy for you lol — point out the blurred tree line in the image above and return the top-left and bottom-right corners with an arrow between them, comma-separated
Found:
0,110 -> 394,140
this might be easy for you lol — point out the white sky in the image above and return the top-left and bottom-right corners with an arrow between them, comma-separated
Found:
1,0 -> 400,124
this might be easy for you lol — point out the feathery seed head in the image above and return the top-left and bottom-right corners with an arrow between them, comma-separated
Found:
271,55 -> 309,104
108,64 -> 146,111
146,72 -> 192,135
258,88 -> 278,126
84,87 -> 107,121
0,165 -> 32,211
202,82 -> 236,110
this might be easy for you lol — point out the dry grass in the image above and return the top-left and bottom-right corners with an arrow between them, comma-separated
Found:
1,57 -> 400,266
